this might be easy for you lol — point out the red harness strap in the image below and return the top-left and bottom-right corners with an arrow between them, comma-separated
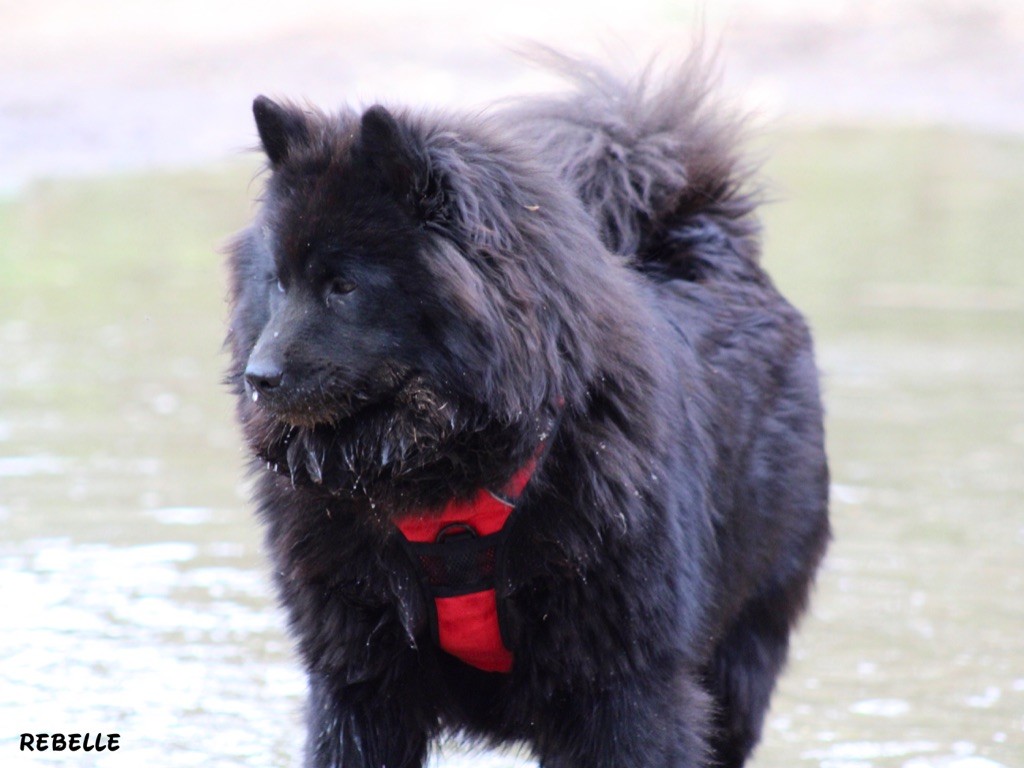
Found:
394,459 -> 537,673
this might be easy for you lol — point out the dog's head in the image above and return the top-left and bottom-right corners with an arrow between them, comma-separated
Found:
227,98 -> 602,499
241,99 -> 448,427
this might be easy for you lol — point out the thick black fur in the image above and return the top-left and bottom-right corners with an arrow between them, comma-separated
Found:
225,51 -> 829,768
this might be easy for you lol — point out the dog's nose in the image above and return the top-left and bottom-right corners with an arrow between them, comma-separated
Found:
245,363 -> 284,394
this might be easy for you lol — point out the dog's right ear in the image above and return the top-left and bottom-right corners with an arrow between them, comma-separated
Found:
253,96 -> 308,166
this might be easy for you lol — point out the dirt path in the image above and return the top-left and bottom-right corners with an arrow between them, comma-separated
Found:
2,0 -> 1022,191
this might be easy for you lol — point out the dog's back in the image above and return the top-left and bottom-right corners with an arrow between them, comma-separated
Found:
504,51 -> 831,766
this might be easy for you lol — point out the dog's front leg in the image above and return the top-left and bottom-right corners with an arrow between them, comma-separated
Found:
303,670 -> 434,768
534,664 -> 712,768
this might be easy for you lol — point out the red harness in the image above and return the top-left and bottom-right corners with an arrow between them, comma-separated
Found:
393,458 -> 539,673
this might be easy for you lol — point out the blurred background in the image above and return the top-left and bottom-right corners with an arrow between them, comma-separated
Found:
1,1 -> 1022,766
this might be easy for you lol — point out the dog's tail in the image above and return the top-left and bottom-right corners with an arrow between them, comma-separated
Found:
505,46 -> 762,279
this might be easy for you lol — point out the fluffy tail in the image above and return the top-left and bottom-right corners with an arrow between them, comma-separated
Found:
504,47 -> 762,279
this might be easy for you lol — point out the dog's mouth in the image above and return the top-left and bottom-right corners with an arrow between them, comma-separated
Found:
245,369 -> 419,429
248,370 -> 470,494
247,385 -> 385,429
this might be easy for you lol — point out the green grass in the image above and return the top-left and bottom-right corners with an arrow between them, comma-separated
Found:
0,162 -> 256,329
760,127 -> 1024,339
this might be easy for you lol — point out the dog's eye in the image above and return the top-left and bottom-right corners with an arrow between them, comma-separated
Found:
326,278 -> 357,303
265,271 -> 285,293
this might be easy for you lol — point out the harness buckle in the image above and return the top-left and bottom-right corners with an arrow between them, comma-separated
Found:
435,522 -> 477,544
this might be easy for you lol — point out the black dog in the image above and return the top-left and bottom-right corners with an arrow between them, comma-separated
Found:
225,52 -> 829,768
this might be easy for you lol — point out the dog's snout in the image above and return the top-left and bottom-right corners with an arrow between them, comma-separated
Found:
245,362 -> 284,394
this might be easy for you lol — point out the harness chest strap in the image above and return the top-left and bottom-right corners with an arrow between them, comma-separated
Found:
393,458 -> 538,674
